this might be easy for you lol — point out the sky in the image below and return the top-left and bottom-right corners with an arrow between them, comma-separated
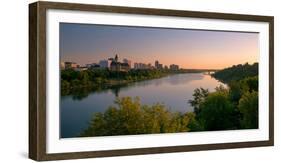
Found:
60,23 -> 259,69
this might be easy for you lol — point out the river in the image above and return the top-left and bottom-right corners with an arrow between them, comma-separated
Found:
60,73 -> 225,138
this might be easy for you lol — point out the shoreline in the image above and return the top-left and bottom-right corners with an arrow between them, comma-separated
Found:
62,71 -> 208,96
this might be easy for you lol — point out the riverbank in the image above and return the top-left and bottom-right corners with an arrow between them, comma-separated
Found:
211,62 -> 258,84
61,68 -> 205,96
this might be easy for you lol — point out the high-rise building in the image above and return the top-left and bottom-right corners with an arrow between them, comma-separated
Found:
170,64 -> 179,70
147,63 -> 153,69
134,63 -> 139,69
134,63 -> 153,69
155,60 -> 159,69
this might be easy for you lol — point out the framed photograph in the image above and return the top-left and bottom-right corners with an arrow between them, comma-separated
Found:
29,1 -> 274,161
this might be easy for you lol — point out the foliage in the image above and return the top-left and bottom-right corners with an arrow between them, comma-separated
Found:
188,75 -> 259,131
228,76 -> 258,104
238,91 -> 258,129
212,62 -> 258,83
185,61 -> 259,131
196,92 -> 238,131
188,88 -> 209,115
80,97 -> 195,137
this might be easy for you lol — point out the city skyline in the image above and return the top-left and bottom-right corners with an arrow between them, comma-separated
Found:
61,57 -> 174,68
61,54 -> 180,71
60,23 -> 259,69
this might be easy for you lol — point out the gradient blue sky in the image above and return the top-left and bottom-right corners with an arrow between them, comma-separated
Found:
60,23 -> 259,69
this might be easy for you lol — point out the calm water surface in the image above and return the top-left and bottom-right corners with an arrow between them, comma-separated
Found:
61,73 -> 225,138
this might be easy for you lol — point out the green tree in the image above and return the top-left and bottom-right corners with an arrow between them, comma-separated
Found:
188,88 -> 209,115
212,62 -> 258,83
228,81 -> 243,104
197,92 -> 237,131
78,71 -> 90,85
238,91 -> 258,129
61,80 -> 70,95
186,112 -> 204,131
80,97 -> 194,137
240,76 -> 258,93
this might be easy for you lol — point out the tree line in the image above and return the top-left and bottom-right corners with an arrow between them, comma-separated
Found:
211,62 -> 258,83
61,68 -> 189,96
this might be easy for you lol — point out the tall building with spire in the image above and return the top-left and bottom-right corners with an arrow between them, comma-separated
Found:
110,54 -> 130,72
114,54 -> 118,62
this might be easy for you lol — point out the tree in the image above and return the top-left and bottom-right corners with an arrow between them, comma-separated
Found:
186,112 -> 204,131
212,62 -> 258,83
80,97 -> 194,137
61,80 -> 70,95
188,88 -> 209,115
228,81 -> 243,104
78,71 -> 90,85
197,92 -> 237,131
238,91 -> 258,129
240,76 -> 258,93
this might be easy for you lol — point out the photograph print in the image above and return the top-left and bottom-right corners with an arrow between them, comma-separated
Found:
60,23 -> 259,138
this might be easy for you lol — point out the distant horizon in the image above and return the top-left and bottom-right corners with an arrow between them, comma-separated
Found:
60,23 -> 259,69
60,57 -> 258,70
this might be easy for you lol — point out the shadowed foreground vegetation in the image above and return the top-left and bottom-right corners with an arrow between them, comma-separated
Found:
78,63 -> 259,137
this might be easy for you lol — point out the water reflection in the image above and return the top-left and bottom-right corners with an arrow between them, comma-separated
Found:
70,73 -> 205,101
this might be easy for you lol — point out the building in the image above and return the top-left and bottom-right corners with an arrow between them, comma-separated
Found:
60,62 -> 65,70
110,62 -> 130,72
86,63 -> 96,68
99,59 -> 112,68
110,62 -> 121,71
123,58 -> 132,68
121,63 -> 130,71
147,63 -> 153,69
170,64 -> 179,70
91,64 -> 101,69
134,63 -> 152,69
134,63 -> 144,69
64,62 -> 79,69
155,60 -> 159,69
134,63 -> 139,69
155,60 -> 163,69
110,54 -> 130,72
85,63 -> 101,69
158,64 -> 163,69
